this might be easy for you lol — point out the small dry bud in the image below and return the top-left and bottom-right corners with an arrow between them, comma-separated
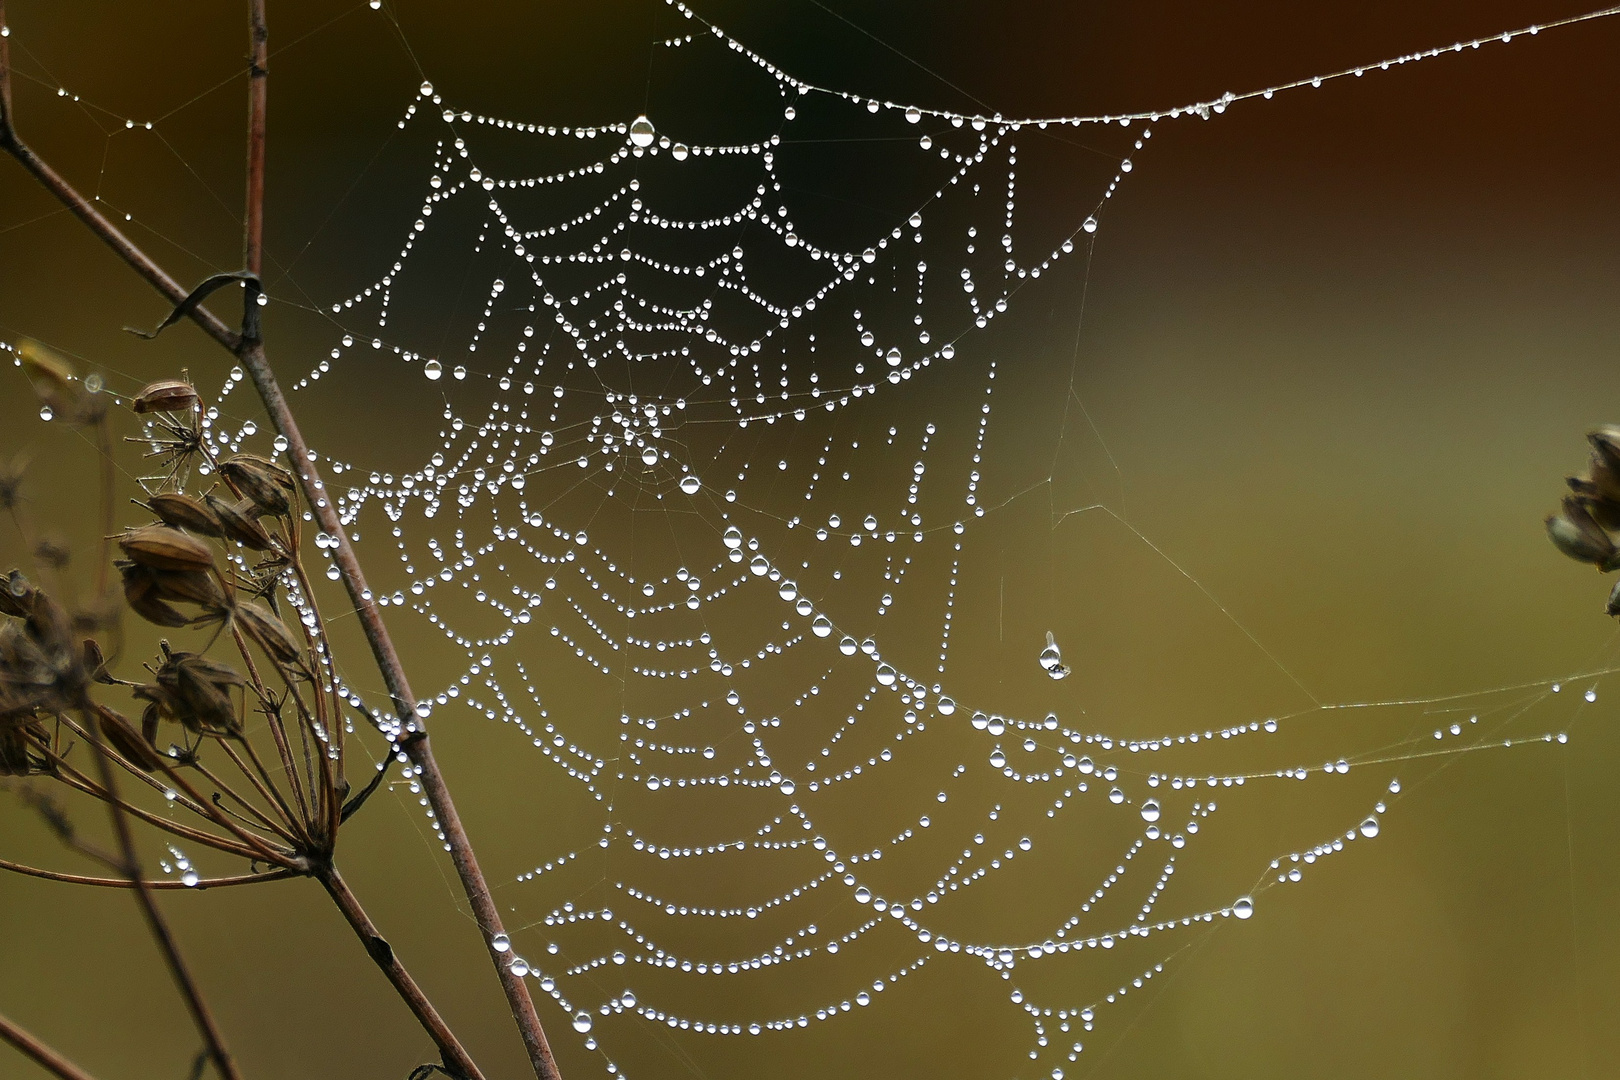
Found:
219,454 -> 295,517
154,652 -> 245,737
119,564 -> 192,628
236,601 -> 302,665
147,493 -> 224,537
130,379 -> 198,415
205,494 -> 275,552
82,637 -> 113,684
117,525 -> 216,573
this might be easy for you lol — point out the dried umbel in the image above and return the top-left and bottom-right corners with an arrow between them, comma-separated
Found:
1548,427 -> 1620,615
205,494 -> 275,552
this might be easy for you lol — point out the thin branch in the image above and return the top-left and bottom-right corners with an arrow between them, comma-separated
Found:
0,1010 -> 101,1080
0,856 -> 297,889
81,713 -> 243,1080
317,865 -> 486,1080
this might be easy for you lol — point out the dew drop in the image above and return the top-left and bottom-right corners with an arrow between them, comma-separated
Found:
1359,816 -> 1380,838
38,406 -> 52,422
492,933 -> 511,953
1233,897 -> 1254,920
573,1010 -> 594,1033
854,886 -> 872,903
1140,799 -> 1161,824
510,956 -> 530,977
629,116 -> 656,148
722,526 -> 743,550
181,869 -> 200,887
641,447 -> 658,465
424,359 -> 443,380
680,475 -> 701,494
839,636 -> 858,656
876,664 -> 897,686
812,615 -> 833,638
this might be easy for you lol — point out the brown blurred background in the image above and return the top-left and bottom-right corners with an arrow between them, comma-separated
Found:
2,1 -> 1619,1078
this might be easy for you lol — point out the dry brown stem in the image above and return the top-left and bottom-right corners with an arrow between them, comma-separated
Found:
0,1011 -> 101,1080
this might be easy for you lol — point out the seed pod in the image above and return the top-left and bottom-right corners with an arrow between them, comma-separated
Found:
205,494 -> 274,551
175,662 -> 241,736
16,338 -> 76,409
0,719 -> 48,777
152,568 -> 226,609
96,705 -> 163,771
219,454 -> 295,517
118,525 -> 215,573
1546,496 -> 1619,569
119,563 -> 191,628
130,379 -> 198,415
236,601 -> 302,665
147,492 -> 223,537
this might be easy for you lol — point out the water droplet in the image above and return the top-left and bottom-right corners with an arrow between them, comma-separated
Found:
1140,799 -> 1161,823
854,886 -> 872,903
812,615 -> 833,638
641,447 -> 658,465
419,81 -> 434,96
1233,897 -> 1254,919
572,1010 -> 594,1033
860,331 -> 875,347
1359,816 -> 1380,838
1585,687 -> 1597,702
181,869 -> 200,887
1038,631 -> 1064,675
672,142 -> 689,160
679,475 -> 700,494
273,434 -> 289,454
510,956 -> 530,977
1108,787 -> 1124,804
749,554 -> 769,575
905,106 -> 922,123
886,347 -> 902,367
876,664 -> 897,686
424,359 -> 443,380
492,933 -> 511,953
722,526 -> 743,549
1388,779 -> 1401,794
839,636 -> 858,656
452,365 -> 467,381
1082,216 -> 1097,233
989,748 -> 1007,769
620,990 -> 637,1008
37,406 -> 52,422
83,373 -> 103,394
937,696 -> 956,715
629,115 -> 656,148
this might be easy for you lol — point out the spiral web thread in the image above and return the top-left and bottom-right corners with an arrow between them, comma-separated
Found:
8,3 -> 1616,1077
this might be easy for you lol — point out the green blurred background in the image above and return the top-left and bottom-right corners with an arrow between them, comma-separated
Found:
2,1 -> 1619,1078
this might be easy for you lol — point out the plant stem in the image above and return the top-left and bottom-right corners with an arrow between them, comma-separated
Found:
0,1011 -> 101,1080
0,4 -> 561,1075
316,865 -> 486,1080
82,716 -> 242,1080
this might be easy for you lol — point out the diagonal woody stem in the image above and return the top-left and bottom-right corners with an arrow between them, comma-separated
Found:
0,1011 -> 102,1080
0,3 -> 560,1076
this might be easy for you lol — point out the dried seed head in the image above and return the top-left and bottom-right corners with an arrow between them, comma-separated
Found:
219,454 -> 295,517
205,494 -> 275,552
117,525 -> 216,573
130,378 -> 198,415
153,651 -> 244,737
236,601 -> 302,665
147,492 -> 224,537
1546,496 -> 1620,570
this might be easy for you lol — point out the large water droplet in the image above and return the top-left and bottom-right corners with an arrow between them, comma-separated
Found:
722,526 -> 743,550
679,475 -> 701,494
572,1010 -> 594,1033
854,886 -> 872,903
37,406 -> 53,422
424,359 -> 443,380
181,868 -> 200,887
629,116 -> 656,148
1233,897 -> 1254,920
1140,799 -> 1161,823
937,696 -> 956,715
641,446 -> 658,465
749,554 -> 769,575
839,636 -> 858,656
886,347 -> 902,367
876,664 -> 897,686
1108,787 -> 1125,804
860,330 -> 875,347
491,933 -> 511,953
1359,816 -> 1380,838
812,615 -> 833,638
989,748 -> 1007,769
510,956 -> 530,977
905,105 -> 922,123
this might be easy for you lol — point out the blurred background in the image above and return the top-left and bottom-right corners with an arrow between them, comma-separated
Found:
2,1 -> 1619,1078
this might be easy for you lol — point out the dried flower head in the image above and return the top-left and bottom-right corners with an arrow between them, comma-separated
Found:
147,492 -> 224,538
117,525 -> 216,573
219,454 -> 295,517
130,378 -> 199,415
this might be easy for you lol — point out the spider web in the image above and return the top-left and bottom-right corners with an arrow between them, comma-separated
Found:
8,2 -> 1616,1077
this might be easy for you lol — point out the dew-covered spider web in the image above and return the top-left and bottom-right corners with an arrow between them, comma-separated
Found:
108,2 -> 1620,1076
